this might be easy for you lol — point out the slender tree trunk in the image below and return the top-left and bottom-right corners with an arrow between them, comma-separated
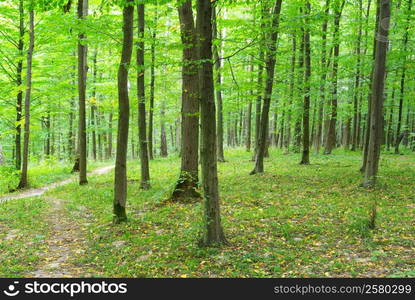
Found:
17,8 -> 34,189
113,0 -> 134,223
77,0 -> 88,185
91,51 -> 98,161
15,0 -> 24,170
351,1 -> 363,151
197,0 -> 226,246
284,35 -> 296,153
107,112 -> 113,159
137,3 -> 151,189
148,9 -> 157,160
212,6 -> 225,162
246,64 -> 253,152
324,0 -> 345,155
171,0 -> 200,201
251,0 -> 283,175
300,1 -> 311,165
363,0 -> 390,187
395,0 -> 412,154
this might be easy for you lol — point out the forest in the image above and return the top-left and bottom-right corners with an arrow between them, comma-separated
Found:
0,0 -> 414,278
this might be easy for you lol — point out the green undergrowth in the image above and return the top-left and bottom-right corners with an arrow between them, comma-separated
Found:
0,159 -> 112,196
48,148 -> 414,278
0,197 -> 50,277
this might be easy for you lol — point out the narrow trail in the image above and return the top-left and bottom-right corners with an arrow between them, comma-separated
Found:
0,165 -> 114,203
28,196 -> 92,278
0,165 -> 114,277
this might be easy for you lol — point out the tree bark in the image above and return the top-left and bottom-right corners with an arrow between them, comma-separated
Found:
148,10 -> 157,160
14,0 -> 25,171
171,0 -> 201,201
250,0 -> 283,174
324,0 -> 345,155
394,0 -> 412,154
137,3 -> 151,189
113,0 -> 134,223
363,0 -> 390,187
212,6 -> 225,162
300,1 -> 311,165
17,7 -> 34,189
197,0 -> 226,246
77,0 -> 88,185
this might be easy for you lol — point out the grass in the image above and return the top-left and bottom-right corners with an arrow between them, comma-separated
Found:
0,159 -> 112,196
0,197 -> 50,277
0,148 -> 414,277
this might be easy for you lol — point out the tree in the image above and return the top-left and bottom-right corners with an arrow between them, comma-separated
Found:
17,4 -> 34,189
363,0 -> 390,187
77,0 -> 88,185
324,0 -> 345,155
300,0 -> 311,165
394,0 -> 412,154
15,0 -> 24,170
250,0 -> 283,175
197,0 -> 226,246
171,0 -> 200,201
137,2 -> 151,190
113,0 -> 134,223
212,4 -> 225,162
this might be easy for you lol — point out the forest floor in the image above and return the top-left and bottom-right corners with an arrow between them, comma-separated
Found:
0,149 -> 414,277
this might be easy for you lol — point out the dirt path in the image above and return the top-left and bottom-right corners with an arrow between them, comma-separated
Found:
28,196 -> 93,278
0,165 -> 114,203
0,165 -> 114,277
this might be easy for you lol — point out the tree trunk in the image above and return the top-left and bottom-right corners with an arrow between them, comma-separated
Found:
148,10 -> 157,160
113,0 -> 134,223
351,1 -> 363,151
300,1 -> 311,165
212,6 -> 225,162
363,0 -> 390,187
395,0 -> 412,154
251,0 -> 283,175
137,3 -> 151,189
15,0 -> 24,170
17,8 -> 34,189
324,0 -> 345,155
197,0 -> 226,246
90,51 -> 98,160
171,0 -> 200,202
284,34 -> 296,153
77,0 -> 88,185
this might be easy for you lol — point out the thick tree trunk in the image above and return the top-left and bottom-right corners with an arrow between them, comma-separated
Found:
113,0 -> 134,223
197,0 -> 226,246
361,0 -> 380,172
137,3 -> 151,189
171,0 -> 200,202
212,6 -> 225,162
300,1 -> 311,165
363,0 -> 390,187
15,0 -> 24,170
17,8 -> 34,189
77,0 -> 88,185
250,0 -> 283,175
